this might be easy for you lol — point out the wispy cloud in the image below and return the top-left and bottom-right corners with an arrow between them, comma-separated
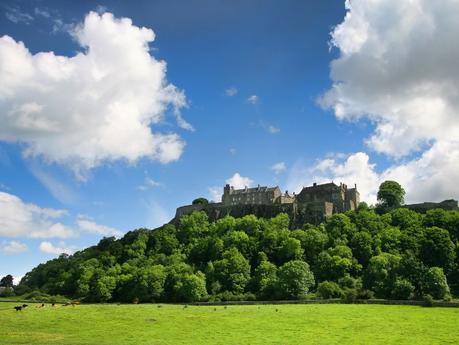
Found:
225,87 -> 238,97
137,176 -> 162,191
76,215 -> 122,237
4,6 -> 34,24
247,95 -> 259,104
271,162 -> 287,174
257,121 -> 280,134
208,186 -> 221,202
39,241 -> 77,255
0,240 -> 28,254
29,165 -> 77,204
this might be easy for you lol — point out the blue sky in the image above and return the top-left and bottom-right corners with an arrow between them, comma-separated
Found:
1,0 -> 459,281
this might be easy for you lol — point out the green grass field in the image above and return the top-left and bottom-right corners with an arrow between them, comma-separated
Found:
1,302 -> 458,345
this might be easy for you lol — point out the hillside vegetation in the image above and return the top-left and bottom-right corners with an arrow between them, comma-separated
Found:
15,204 -> 459,303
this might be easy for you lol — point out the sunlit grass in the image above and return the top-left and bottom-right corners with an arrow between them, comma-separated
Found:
1,302 -> 458,344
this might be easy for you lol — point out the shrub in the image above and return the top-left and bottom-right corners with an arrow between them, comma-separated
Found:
341,288 -> 358,303
357,289 -> 374,300
423,294 -> 434,307
0,287 -> 15,297
391,279 -> 414,300
317,281 -> 343,299
422,267 -> 451,300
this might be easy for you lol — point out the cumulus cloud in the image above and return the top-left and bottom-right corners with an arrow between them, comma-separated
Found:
208,186 -> 221,202
0,191 -> 124,239
76,215 -> 122,237
271,162 -> 287,174
247,95 -> 259,104
39,241 -> 77,255
225,87 -> 238,96
321,0 -> 459,158
0,191 -> 74,238
226,173 -> 253,189
315,0 -> 459,203
287,146 -> 459,205
287,152 -> 379,204
0,240 -> 28,254
0,11 -> 190,178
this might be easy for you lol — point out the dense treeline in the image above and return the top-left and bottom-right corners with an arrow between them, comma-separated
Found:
17,204 -> 459,303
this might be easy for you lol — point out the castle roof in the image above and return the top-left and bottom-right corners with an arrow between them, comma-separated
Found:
231,185 -> 279,194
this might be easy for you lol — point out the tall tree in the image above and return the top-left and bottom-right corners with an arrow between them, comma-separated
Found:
0,274 -> 14,287
377,181 -> 406,210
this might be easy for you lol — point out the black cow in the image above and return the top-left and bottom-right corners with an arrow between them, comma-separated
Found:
22,304 -> 28,308
14,306 -> 22,311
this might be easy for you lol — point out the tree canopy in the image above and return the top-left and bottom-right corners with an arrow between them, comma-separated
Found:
377,181 -> 406,210
16,202 -> 458,303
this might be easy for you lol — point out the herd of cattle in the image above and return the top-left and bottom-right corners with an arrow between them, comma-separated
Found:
13,301 -> 80,311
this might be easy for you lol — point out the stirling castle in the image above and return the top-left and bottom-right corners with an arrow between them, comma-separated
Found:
174,181 -> 360,227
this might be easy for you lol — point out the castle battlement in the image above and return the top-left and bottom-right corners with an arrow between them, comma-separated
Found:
174,181 -> 360,226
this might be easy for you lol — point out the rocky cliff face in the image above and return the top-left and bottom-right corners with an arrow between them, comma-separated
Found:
173,202 -> 330,228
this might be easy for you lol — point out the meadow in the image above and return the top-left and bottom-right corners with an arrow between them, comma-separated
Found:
1,302 -> 459,345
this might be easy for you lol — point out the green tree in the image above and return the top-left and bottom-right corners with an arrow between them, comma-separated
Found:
391,278 -> 414,300
277,238 -> 304,264
0,274 -> 14,288
377,180 -> 405,210
422,267 -> 450,300
192,197 -> 209,205
276,260 -> 315,299
317,281 -> 343,299
363,253 -> 401,298
291,226 -> 328,264
420,227 -> 456,271
251,260 -> 277,299
174,271 -> 207,302
212,248 -> 251,294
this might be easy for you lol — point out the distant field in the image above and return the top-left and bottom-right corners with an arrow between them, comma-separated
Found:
1,302 -> 459,345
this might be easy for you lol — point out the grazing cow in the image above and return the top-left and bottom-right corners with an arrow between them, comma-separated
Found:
14,306 -> 22,311
52,303 -> 55,307
41,303 -> 45,307
22,304 -> 28,308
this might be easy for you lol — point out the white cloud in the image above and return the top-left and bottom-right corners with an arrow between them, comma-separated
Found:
287,145 -> 459,205
226,173 -> 253,189
229,148 -> 237,155
287,152 -> 379,204
0,191 -> 75,238
34,8 -> 51,19
320,0 -> 459,158
247,95 -> 259,104
4,6 -> 34,24
271,162 -> 287,174
208,186 -> 221,202
267,125 -> 280,134
257,121 -> 280,134
0,240 -> 28,254
313,0 -> 459,204
29,165 -> 77,204
76,215 -> 122,237
39,241 -> 77,255
0,12 -> 190,178
225,87 -> 238,97
137,176 -> 162,191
